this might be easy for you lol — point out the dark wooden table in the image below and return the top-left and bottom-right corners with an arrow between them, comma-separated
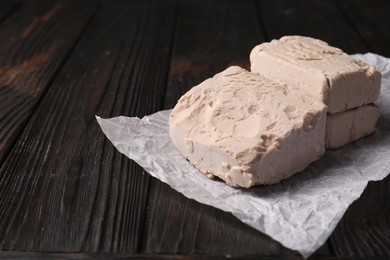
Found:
0,0 -> 389,259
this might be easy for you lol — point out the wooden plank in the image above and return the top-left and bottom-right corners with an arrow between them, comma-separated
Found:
0,0 -> 99,165
0,251 -> 361,260
0,0 -> 175,252
257,0 -> 370,53
4,252 -> 388,260
0,252 -> 245,260
145,0 -> 297,256
337,0 -> 390,56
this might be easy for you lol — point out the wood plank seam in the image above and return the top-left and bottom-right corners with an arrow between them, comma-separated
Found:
160,0 -> 179,110
253,0 -> 269,41
333,0 -> 373,53
0,2 -> 101,167
0,2 -> 21,27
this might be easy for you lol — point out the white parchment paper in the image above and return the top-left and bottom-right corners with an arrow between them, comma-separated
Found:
96,53 -> 390,258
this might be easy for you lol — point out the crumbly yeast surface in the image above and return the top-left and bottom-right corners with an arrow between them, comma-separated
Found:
170,66 -> 327,187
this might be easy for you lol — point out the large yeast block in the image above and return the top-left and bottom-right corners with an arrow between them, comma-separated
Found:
326,104 -> 380,149
170,66 -> 327,187
250,36 -> 381,114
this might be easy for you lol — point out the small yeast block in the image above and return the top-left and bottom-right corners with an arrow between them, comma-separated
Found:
250,36 -> 381,114
170,66 -> 327,187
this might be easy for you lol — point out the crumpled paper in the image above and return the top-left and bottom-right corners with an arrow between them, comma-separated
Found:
96,53 -> 390,258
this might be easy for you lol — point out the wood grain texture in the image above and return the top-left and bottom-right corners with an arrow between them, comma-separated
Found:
145,0 -> 297,257
337,0 -> 390,56
257,0 -> 370,53
4,252 -> 389,260
143,181 -> 297,256
163,0 -> 266,109
0,0 -> 175,252
0,0 -> 98,165
0,0 -> 389,258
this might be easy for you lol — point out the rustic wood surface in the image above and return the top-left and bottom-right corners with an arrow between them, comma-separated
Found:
0,0 -> 389,259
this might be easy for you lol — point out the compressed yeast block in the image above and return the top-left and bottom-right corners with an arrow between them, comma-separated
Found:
169,66 -> 327,188
326,104 -> 380,149
250,36 -> 381,114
